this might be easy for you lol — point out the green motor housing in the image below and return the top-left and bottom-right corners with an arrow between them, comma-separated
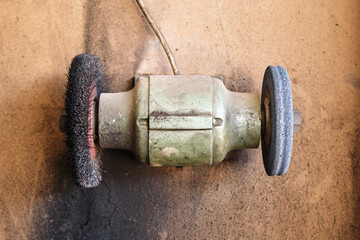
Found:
98,75 -> 261,166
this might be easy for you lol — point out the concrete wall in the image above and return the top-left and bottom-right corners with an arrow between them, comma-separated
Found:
0,0 -> 359,239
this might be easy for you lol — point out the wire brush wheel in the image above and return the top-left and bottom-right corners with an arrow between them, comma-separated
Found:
65,54 -> 104,188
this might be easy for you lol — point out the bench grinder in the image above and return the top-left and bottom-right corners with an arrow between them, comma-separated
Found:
60,1 -> 301,188
61,54 -> 300,188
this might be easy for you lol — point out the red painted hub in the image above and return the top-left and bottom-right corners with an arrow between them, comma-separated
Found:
88,81 -> 97,161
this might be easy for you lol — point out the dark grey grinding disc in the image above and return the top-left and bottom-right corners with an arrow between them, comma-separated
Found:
65,54 -> 104,188
261,65 -> 293,176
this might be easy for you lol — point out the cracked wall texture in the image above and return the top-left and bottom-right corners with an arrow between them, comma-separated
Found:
0,0 -> 359,239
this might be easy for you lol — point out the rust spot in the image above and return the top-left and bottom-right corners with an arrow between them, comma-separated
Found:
150,111 -> 170,117
149,110 -> 211,118
213,117 -> 223,127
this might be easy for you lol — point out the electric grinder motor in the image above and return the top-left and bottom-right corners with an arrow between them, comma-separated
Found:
61,54 -> 301,188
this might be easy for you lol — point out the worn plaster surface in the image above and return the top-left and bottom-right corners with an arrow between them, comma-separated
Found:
0,0 -> 359,239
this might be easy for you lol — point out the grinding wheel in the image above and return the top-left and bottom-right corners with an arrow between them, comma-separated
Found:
261,66 -> 293,176
65,54 -> 104,188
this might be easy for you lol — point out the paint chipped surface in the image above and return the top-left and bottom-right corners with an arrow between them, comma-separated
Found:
161,147 -> 180,157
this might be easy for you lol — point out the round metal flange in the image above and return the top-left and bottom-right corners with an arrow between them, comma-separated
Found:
261,65 -> 293,176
